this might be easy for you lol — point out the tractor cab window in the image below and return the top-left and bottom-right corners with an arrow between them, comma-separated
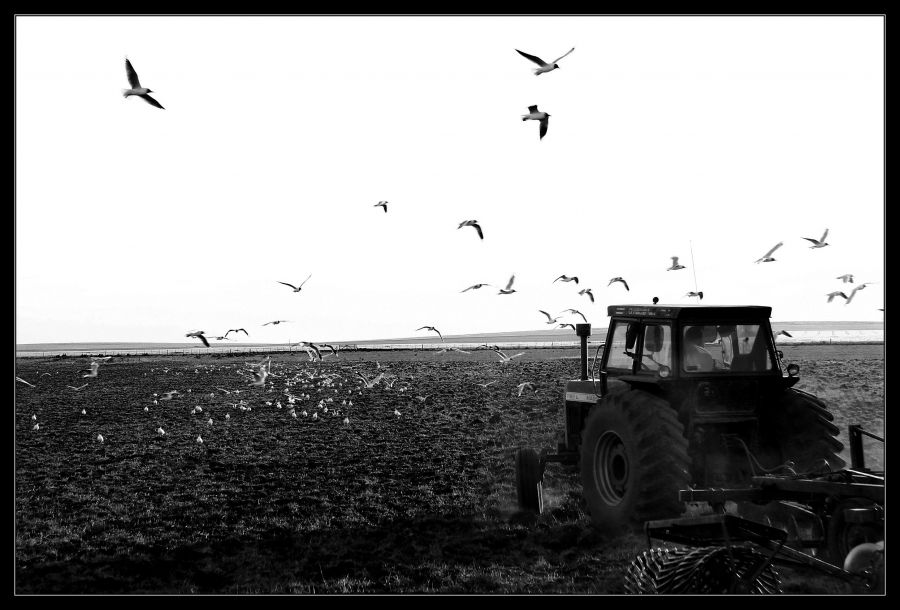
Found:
682,323 -> 775,373
606,321 -> 638,372
639,324 -> 672,374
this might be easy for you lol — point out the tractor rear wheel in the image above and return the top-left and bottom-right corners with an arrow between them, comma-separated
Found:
515,447 -> 543,514
763,388 -> 846,474
580,389 -> 691,534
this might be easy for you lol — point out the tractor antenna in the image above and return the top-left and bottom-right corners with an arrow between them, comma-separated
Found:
689,240 -> 699,295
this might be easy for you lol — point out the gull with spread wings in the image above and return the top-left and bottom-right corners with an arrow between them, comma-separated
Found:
498,275 -> 517,295
802,228 -> 830,249
515,47 -> 575,75
553,275 -> 579,284
667,256 -> 686,271
277,274 -> 312,292
185,330 -> 210,348
374,201 -> 388,213
755,242 -> 783,263
458,220 -> 484,240
123,58 -> 164,109
608,277 -> 630,291
416,326 -> 444,341
522,105 -> 550,140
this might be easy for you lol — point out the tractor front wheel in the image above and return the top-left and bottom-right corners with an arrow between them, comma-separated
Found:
580,389 -> 691,534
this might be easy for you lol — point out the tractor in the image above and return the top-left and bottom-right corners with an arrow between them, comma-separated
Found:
515,305 -> 874,560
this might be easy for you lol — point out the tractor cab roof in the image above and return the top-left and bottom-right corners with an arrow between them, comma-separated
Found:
607,304 -> 772,320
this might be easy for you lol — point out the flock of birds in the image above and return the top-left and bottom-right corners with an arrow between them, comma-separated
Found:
19,334 -> 550,445
115,52 -> 881,356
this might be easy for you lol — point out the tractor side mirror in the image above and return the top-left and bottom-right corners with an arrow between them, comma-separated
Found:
776,350 -> 784,360
786,363 -> 800,377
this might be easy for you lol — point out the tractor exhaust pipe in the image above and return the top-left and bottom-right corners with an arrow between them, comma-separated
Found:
576,323 -> 591,381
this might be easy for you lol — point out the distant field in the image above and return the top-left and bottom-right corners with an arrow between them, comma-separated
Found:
14,320 -> 886,356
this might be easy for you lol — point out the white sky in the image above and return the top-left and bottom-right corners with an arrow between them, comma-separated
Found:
15,15 -> 885,344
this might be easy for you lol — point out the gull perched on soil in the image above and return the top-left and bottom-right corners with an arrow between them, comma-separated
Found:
802,228 -> 830,248
123,58 -> 164,109
608,277 -> 630,291
185,331 -> 210,348
539,310 -> 560,324
515,47 -> 575,75
579,288 -> 595,303
755,242 -> 783,263
458,220 -> 484,240
196,435 -> 203,444
277,274 -> 312,292
461,283 -> 492,292
554,275 -> 579,284
836,274 -> 854,284
521,105 -> 550,139
16,376 -> 35,387
97,434 -> 104,443
374,201 -> 388,213
82,362 -> 100,378
416,326 -> 444,341
157,427 -> 166,436
667,257 -> 686,271
498,275 -> 517,295
356,371 -> 384,388
516,381 -> 536,397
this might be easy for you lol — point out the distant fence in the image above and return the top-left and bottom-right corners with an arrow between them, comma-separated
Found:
13,330 -> 885,359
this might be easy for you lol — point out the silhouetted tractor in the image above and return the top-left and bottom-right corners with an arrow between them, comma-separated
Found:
516,305 -> 883,584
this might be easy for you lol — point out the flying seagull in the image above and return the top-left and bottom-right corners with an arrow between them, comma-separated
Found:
263,320 -> 290,326
553,275 -> 579,284
67,383 -> 89,391
846,283 -> 873,305
225,328 -> 249,338
521,105 -> 550,140
356,371 -> 384,388
667,256 -> 686,271
374,201 -> 388,213
826,291 -> 848,303
293,341 -> 322,360
802,228 -> 830,249
558,323 -> 577,331
461,283 -> 492,292
16,376 -> 35,387
539,310 -> 560,324
515,47 -> 575,75
277,274 -> 312,292
836,274 -> 854,284
417,326 -> 444,341
608,277 -> 630,291
774,330 -> 793,339
123,58 -> 164,109
755,242 -> 783,263
498,275 -> 517,295
320,343 -> 339,357
496,350 -> 525,364
185,330 -> 210,348
686,291 -> 704,300
578,288 -> 595,303
458,220 -> 484,240
560,308 -> 588,324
